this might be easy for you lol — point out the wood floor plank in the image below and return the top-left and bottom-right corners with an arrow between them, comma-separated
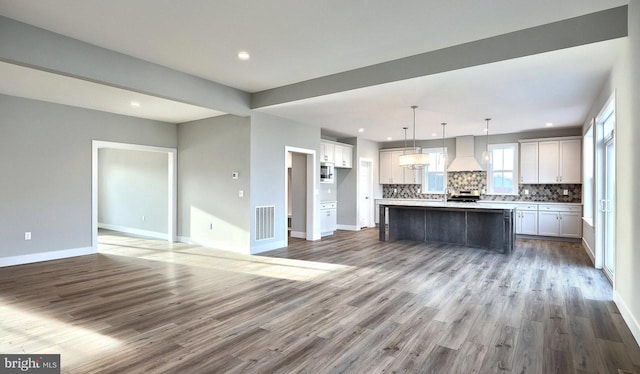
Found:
0,229 -> 637,373
512,319 -> 545,374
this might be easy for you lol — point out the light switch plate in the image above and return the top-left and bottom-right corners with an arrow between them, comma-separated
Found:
239,190 -> 244,197
563,189 -> 569,195
25,232 -> 31,240
232,172 -> 239,179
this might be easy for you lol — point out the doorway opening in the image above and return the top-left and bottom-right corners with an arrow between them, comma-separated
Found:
92,141 -> 177,252
284,146 -> 317,246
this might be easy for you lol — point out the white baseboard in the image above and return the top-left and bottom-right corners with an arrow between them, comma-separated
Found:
0,246 -> 95,267
250,240 -> 287,254
177,236 -> 249,254
336,224 -> 360,231
290,231 -> 306,239
582,237 -> 595,266
99,223 -> 168,240
613,290 -> 640,347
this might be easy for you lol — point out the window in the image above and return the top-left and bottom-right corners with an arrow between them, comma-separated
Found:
583,122 -> 594,225
487,143 -> 518,195
421,147 -> 447,194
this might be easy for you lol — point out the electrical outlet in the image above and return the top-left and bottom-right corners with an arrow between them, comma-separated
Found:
232,172 -> 239,179
239,190 -> 244,197
563,189 -> 569,196
524,189 -> 529,195
25,232 -> 31,240
393,188 -> 397,193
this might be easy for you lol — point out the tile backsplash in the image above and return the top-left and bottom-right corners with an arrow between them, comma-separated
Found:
382,171 -> 581,203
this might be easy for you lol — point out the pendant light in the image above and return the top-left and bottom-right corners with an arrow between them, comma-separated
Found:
399,105 -> 430,169
482,118 -> 491,165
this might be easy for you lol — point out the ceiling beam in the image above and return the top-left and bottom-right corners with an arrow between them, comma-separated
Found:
251,6 -> 627,109
0,15 -> 251,116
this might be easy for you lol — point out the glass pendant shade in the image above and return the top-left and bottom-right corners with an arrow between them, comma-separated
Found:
399,151 -> 430,169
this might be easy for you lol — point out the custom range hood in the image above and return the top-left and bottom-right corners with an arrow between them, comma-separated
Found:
447,136 -> 483,172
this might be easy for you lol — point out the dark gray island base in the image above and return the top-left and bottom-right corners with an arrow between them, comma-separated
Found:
379,203 -> 515,254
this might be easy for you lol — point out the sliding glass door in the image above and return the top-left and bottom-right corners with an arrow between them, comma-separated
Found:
603,134 -> 615,278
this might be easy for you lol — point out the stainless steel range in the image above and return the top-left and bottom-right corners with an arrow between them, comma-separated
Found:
448,190 -> 481,202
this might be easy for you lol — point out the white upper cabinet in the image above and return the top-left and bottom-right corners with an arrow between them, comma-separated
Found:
519,142 -> 539,184
321,141 -> 352,168
320,142 -> 335,163
334,144 -> 353,168
379,149 -> 420,184
538,141 -> 560,183
520,137 -> 581,184
559,139 -> 581,183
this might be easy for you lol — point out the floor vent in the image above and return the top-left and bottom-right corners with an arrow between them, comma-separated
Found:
255,205 -> 275,241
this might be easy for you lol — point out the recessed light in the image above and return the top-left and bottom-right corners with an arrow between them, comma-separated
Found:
387,137 -> 392,141
130,101 -> 140,107
358,128 -> 365,133
238,51 -> 250,61
546,122 -> 553,127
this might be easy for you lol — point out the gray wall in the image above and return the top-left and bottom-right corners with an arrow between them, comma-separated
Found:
336,138 -> 357,227
290,153 -> 307,233
0,94 -> 176,258
595,2 -> 640,338
177,115 -> 251,252
580,3 -> 640,341
249,112 -> 321,252
98,148 -> 168,235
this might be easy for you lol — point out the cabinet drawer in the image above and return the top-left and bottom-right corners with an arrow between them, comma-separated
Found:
515,204 -> 538,211
538,204 -> 581,212
320,202 -> 337,209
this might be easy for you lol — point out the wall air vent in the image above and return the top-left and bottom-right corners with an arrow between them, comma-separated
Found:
255,205 -> 275,241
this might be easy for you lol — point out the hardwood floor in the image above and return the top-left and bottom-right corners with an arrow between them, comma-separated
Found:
1,229 -> 639,373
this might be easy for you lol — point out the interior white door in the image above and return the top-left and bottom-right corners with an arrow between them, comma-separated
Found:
359,160 -> 373,228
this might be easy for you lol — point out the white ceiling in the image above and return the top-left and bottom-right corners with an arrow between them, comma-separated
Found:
0,0 -> 629,138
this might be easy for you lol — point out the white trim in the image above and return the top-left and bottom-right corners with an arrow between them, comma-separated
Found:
613,290 -> 640,348
337,224 -> 360,231
0,246 -> 95,267
92,141 -> 177,253
283,146 -> 319,247
177,236 -> 249,254
290,231 -> 306,238
582,237 -> 595,265
250,240 -> 287,254
99,223 -> 168,241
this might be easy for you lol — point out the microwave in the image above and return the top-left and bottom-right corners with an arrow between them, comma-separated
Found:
320,163 -> 334,183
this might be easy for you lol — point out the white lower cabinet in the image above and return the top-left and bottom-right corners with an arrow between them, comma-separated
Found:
515,204 -> 538,235
320,201 -> 337,236
537,204 -> 582,238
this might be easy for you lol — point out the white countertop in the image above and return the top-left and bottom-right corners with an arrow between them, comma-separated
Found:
375,198 -> 582,207
376,199 -> 517,210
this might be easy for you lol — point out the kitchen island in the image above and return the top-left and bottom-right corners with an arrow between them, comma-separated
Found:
377,199 -> 516,254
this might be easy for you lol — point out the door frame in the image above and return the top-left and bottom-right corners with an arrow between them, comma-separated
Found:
284,146 -> 318,245
92,141 -> 177,251
594,91 -> 615,280
358,157 -> 375,228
